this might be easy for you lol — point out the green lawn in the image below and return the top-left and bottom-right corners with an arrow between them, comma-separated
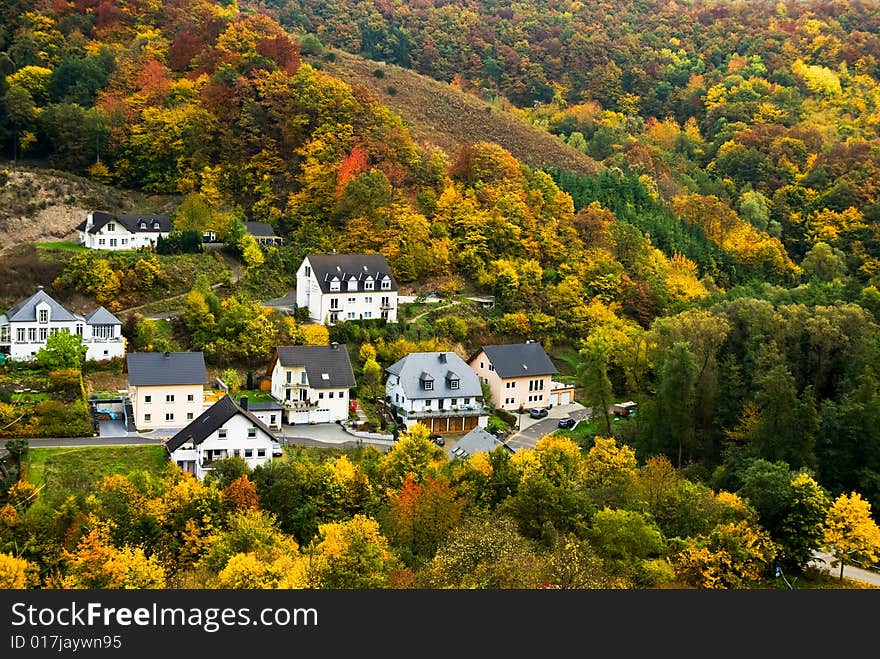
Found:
26,445 -> 168,501
37,241 -> 86,252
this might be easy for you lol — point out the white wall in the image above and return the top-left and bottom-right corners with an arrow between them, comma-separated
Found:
271,360 -> 349,423
130,383 -> 205,430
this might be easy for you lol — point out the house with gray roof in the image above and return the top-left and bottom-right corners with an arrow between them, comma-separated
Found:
295,253 -> 398,325
126,351 -> 207,431
166,395 -> 279,481
244,221 -> 283,246
267,343 -> 356,424
0,286 -> 124,362
469,341 -> 574,411
386,351 -> 488,435
446,426 -> 514,460
77,210 -> 172,251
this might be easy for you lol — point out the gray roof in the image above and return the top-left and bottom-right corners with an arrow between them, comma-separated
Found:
386,351 -> 482,399
4,288 -> 79,323
126,351 -> 207,386
166,395 -> 276,453
476,342 -> 558,379
245,221 -> 279,237
77,211 -> 172,234
240,400 -> 284,411
273,345 -> 356,388
84,306 -> 122,325
446,426 -> 513,460
305,253 -> 397,294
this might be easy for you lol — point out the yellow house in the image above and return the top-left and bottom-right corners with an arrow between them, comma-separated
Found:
468,341 -> 565,411
126,351 -> 207,430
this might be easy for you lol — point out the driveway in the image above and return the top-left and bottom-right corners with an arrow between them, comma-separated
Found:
505,403 -> 589,452
279,421 -> 395,451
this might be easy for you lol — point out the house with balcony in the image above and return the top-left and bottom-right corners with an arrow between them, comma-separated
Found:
244,221 -> 284,246
295,253 -> 398,325
267,343 -> 356,424
469,341 -> 573,411
0,286 -> 125,361
77,210 -> 172,251
126,351 -> 207,431
386,351 -> 488,435
165,394 -> 277,481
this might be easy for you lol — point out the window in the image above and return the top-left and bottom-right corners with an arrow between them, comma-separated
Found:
139,222 -> 147,229
488,364 -> 494,371
145,395 -> 151,404
338,391 -> 344,398
93,325 -> 113,339
38,309 -> 48,323
244,449 -> 253,458
330,278 -> 340,291
450,379 -> 459,390
304,265 -> 311,277
39,328 -> 48,341
364,311 -> 372,319
218,429 -> 227,439
165,413 -> 174,421
144,413 -> 151,422
232,449 -> 240,457
381,296 -> 390,307
347,278 -> 358,291
347,312 -> 355,319
364,297 -> 372,304
480,362 -> 484,369
381,277 -> 391,290
166,394 -> 175,403
248,428 -> 257,438
330,298 -> 340,309
109,238 -> 117,247
16,328 -> 25,342
424,380 -> 433,391
286,371 -> 292,384
425,400 -> 432,408
107,223 -> 115,231
121,238 -> 127,245
76,324 -> 83,335
348,297 -> 356,304
187,412 -> 194,420
318,392 -> 324,399
257,448 -> 266,458
364,278 -> 374,290
451,399 -> 457,405
98,238 -> 105,246
329,392 -> 334,399
464,398 -> 471,404
301,372 -> 308,384
187,394 -> 194,402
28,328 -> 36,342
152,221 -> 160,230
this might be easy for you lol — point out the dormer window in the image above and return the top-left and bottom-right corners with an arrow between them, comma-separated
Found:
330,277 -> 340,291
348,277 -> 358,291
364,277 -> 374,290
424,380 -> 433,390
152,221 -> 160,230
450,378 -> 459,390
139,221 -> 147,229
38,309 -> 48,324
381,276 -> 391,290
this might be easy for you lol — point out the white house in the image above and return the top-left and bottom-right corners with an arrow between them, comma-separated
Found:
267,344 -> 356,424
295,253 -> 398,325
386,351 -> 488,435
165,394 -> 278,481
126,351 -> 207,430
77,211 -> 172,250
468,341 -> 573,411
0,286 -> 125,362
245,221 -> 284,246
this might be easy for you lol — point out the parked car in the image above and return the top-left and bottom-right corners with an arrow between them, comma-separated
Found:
557,417 -> 576,429
271,441 -> 283,457
429,433 -> 446,446
529,407 -> 549,419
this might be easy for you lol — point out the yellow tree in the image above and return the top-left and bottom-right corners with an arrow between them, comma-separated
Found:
305,515 -> 400,588
377,423 -> 445,490
301,324 -> 329,346
0,553 -> 39,588
61,530 -> 167,589
823,492 -> 880,580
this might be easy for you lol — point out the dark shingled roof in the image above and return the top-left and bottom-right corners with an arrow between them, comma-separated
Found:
165,395 -> 276,453
477,342 -> 558,379
304,253 -> 397,294
245,221 -> 279,237
126,351 -> 207,386
274,345 -> 356,388
77,211 -> 172,234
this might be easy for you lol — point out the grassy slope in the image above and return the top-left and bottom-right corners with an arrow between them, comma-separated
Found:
319,50 -> 602,177
26,445 -> 168,494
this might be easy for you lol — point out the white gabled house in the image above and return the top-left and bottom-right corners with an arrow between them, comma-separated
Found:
165,394 -> 278,481
295,253 -> 398,325
77,211 -> 172,250
0,286 -> 125,362
386,351 -> 489,435
126,351 -> 207,430
267,343 -> 356,424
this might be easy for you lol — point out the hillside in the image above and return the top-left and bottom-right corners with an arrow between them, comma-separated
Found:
318,49 -> 601,177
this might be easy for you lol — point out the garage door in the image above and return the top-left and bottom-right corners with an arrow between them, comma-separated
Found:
560,392 -> 571,405
313,408 -> 331,424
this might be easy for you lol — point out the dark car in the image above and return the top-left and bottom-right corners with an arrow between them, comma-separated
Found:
557,417 -> 576,429
429,433 -> 446,446
529,407 -> 549,419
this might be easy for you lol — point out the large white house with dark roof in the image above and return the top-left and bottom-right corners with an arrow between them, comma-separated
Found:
77,210 -> 172,250
386,351 -> 488,435
295,253 -> 398,325
0,287 -> 124,361
267,344 -> 356,424
468,341 -> 574,411
126,351 -> 207,430
166,395 -> 278,481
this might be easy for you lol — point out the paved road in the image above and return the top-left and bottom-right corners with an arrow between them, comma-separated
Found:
506,404 -> 590,452
809,552 -> 880,587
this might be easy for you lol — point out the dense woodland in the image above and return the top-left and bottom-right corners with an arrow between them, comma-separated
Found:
2,0 -> 880,588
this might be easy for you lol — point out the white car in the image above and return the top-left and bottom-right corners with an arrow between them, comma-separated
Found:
271,441 -> 283,457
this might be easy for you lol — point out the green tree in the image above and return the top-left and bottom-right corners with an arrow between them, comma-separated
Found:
35,331 -> 87,371
654,342 -> 698,468
221,369 -> 242,395
577,333 -> 614,436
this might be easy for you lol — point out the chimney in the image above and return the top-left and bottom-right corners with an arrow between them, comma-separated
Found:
164,351 -> 170,359
37,285 -> 44,291
438,353 -> 447,363
331,342 -> 339,350
240,396 -> 248,411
